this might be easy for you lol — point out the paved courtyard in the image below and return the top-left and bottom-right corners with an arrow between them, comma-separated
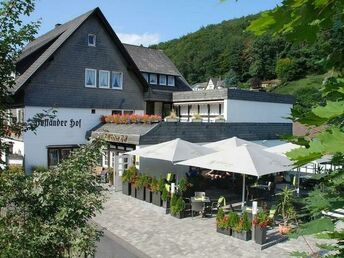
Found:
94,191 -> 327,258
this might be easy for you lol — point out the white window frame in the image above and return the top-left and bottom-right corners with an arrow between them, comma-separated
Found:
167,75 -> 175,86
99,70 -> 110,89
111,71 -> 123,90
88,34 -> 96,47
159,74 -> 167,85
149,74 -> 157,85
85,68 -> 97,88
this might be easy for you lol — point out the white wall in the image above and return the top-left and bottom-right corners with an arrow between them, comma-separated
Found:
0,137 -> 24,169
225,99 -> 292,123
23,106 -> 143,172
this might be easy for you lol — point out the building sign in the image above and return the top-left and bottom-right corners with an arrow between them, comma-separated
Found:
39,119 -> 82,128
92,132 -> 140,145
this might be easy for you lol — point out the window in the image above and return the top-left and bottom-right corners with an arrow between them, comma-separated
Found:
167,75 -> 175,86
149,74 -> 157,84
88,34 -> 96,46
123,110 -> 134,115
159,75 -> 167,85
112,110 -> 122,115
48,149 -> 59,167
61,149 -> 71,160
91,109 -> 96,114
112,71 -> 123,89
99,70 -> 110,88
142,72 -> 149,82
85,69 -> 96,87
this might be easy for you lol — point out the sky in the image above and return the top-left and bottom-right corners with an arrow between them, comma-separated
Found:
23,0 -> 281,46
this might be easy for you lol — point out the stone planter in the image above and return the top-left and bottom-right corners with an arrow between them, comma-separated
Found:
254,226 -> 267,245
232,230 -> 252,241
216,226 -> 231,236
152,191 -> 162,206
130,184 -> 137,198
171,210 -> 188,219
163,200 -> 170,214
122,181 -> 131,195
164,118 -> 179,122
136,187 -> 145,201
191,119 -> 202,122
145,188 -> 152,203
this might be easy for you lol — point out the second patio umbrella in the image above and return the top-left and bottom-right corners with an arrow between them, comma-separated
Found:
177,144 -> 292,207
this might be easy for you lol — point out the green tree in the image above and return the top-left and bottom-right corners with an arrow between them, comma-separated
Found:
248,0 -> 344,256
224,69 -> 239,87
0,138 -> 106,257
275,57 -> 297,82
0,0 -> 54,169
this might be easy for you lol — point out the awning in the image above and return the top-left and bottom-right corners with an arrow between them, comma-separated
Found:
89,123 -> 159,145
173,100 -> 223,105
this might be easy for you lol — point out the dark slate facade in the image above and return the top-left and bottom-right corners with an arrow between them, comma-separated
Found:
140,122 -> 292,144
19,14 -> 146,110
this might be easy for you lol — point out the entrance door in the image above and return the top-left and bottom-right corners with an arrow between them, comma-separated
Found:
114,153 -> 133,191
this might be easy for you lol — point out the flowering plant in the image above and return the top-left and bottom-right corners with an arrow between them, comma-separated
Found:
101,114 -> 161,124
234,212 -> 251,232
253,210 -> 271,228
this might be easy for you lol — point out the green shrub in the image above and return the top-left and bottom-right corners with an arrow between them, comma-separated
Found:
234,212 -> 251,232
158,177 -> 165,192
170,194 -> 178,207
228,211 -> 240,229
178,177 -> 188,194
4,165 -> 24,174
171,196 -> 185,215
161,187 -> 169,202
150,178 -> 159,192
275,57 -> 299,82
122,166 -> 137,183
135,174 -> 146,189
31,165 -> 48,173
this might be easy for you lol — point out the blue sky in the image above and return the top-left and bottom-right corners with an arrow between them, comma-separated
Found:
24,0 -> 281,46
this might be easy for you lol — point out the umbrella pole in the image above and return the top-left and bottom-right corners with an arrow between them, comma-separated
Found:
241,174 -> 245,209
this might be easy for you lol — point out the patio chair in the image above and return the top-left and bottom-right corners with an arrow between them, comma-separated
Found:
194,192 -> 206,198
209,196 -> 226,217
191,200 -> 204,219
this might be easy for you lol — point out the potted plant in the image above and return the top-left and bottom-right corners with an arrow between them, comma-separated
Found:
191,113 -> 202,122
164,110 -> 179,122
135,173 -> 146,201
122,166 -> 137,196
170,196 -> 187,219
232,212 -> 252,241
216,208 -> 230,235
161,187 -> 170,214
252,210 -> 271,244
215,115 -> 225,123
144,175 -> 153,203
151,177 -> 163,206
227,211 -> 240,236
277,186 -> 296,235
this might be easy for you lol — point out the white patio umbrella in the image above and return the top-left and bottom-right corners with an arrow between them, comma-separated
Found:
177,144 -> 292,207
265,142 -> 301,156
125,138 -> 215,163
203,136 -> 265,151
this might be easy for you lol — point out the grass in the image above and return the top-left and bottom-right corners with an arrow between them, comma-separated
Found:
271,74 -> 326,96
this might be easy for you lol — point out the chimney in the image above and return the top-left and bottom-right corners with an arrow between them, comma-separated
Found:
55,23 -> 62,28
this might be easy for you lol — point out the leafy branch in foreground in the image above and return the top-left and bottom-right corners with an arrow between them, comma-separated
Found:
0,138 -> 106,257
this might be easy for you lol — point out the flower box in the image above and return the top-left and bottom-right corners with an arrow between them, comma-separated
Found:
136,187 -> 145,201
152,191 -> 162,206
145,188 -> 152,203
171,210 -> 188,219
130,184 -> 137,198
254,226 -> 267,245
122,181 -> 131,196
216,226 -> 231,236
163,200 -> 170,214
232,230 -> 252,241
164,118 -> 179,122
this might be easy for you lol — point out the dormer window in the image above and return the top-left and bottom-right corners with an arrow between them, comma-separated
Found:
167,75 -> 175,86
149,74 -> 157,85
159,75 -> 167,85
88,34 -> 96,47
142,72 -> 149,82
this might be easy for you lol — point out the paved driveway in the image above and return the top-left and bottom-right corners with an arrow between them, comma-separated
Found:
94,192 -> 326,258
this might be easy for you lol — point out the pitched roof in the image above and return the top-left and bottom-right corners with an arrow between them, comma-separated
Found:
13,8 -> 148,94
123,44 -> 181,76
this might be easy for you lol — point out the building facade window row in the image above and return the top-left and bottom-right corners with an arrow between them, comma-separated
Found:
142,72 -> 175,87
85,68 -> 123,89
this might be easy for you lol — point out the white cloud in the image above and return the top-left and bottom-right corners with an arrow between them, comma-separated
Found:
117,32 -> 160,47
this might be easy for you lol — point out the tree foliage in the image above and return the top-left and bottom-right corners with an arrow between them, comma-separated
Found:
0,138 -> 106,257
0,0 -> 55,168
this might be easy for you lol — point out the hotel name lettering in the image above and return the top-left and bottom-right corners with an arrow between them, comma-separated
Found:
39,119 -> 82,128
102,133 -> 129,143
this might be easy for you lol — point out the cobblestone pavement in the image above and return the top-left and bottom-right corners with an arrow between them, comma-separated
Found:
94,192 -> 329,258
